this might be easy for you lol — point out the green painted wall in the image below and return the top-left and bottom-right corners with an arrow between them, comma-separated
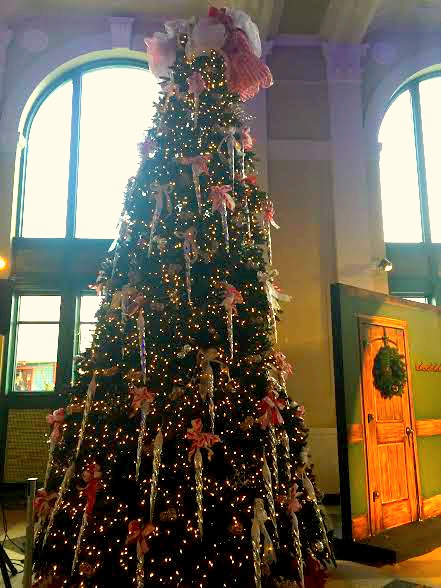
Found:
337,285 -> 441,517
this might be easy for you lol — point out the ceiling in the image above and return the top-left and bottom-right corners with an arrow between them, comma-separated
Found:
1,0 -> 441,41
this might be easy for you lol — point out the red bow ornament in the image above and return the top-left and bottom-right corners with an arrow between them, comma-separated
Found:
221,284 -> 243,316
185,418 -> 220,461
127,520 -> 155,557
130,386 -> 155,414
34,489 -> 58,519
262,201 -> 280,230
46,408 -> 65,443
259,390 -> 286,429
78,463 -> 103,515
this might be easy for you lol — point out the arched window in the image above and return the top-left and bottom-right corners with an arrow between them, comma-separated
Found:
17,59 -> 159,239
379,71 -> 441,303
6,58 -> 159,395
379,73 -> 441,244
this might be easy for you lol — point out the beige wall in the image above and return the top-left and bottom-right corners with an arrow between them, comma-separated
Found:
267,47 -> 339,493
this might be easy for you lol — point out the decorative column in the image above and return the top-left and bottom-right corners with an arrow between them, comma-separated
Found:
0,28 -> 13,116
366,141 -> 389,293
109,17 -> 135,49
323,42 -> 384,291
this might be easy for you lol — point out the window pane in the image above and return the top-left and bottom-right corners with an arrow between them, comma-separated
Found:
79,323 -> 96,352
19,296 -> 61,322
14,324 -> 59,391
21,81 -> 72,237
75,67 -> 159,238
403,296 -> 428,303
79,295 -> 101,322
379,90 -> 422,243
420,77 -> 441,242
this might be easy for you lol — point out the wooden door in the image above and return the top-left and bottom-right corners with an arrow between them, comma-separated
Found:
358,317 -> 420,535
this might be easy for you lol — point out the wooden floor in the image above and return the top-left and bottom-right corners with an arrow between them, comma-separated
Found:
3,509 -> 441,587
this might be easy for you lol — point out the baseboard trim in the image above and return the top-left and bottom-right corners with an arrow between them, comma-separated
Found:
352,513 -> 370,540
422,493 -> 441,519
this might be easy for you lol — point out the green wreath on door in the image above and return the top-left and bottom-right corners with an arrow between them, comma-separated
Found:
372,342 -> 407,399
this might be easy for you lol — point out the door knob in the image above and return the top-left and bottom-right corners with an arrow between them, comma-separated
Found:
373,490 -> 380,501
367,413 -> 375,423
405,426 -> 414,437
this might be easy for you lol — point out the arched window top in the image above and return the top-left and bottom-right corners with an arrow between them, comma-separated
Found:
379,69 -> 441,244
17,58 -> 160,239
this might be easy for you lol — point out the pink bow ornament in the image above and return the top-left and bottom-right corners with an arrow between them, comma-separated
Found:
288,483 -> 303,514
144,33 -> 176,79
34,489 -> 58,519
161,81 -> 181,112
138,137 -> 157,159
46,408 -> 65,443
270,351 -> 294,380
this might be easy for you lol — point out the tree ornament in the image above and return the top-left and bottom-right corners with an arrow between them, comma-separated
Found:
210,185 -> 235,252
220,283 -> 243,357
251,498 -> 277,588
185,418 -> 220,539
373,341 -> 407,398
126,520 -> 155,588
72,463 -> 103,574
160,508 -> 178,523
187,71 -> 207,128
148,182 -> 172,257
44,408 -> 65,486
79,562 -> 95,577
229,516 -> 244,536
175,226 -> 198,303
179,154 -> 211,213
130,386 -> 155,480
150,428 -> 163,521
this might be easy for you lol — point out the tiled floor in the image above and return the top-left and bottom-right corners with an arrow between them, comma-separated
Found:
2,509 -> 441,587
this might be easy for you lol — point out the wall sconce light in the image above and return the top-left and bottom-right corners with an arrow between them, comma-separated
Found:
377,257 -> 393,272
0,256 -> 7,271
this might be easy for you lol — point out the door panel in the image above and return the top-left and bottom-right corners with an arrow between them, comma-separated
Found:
359,318 -> 419,535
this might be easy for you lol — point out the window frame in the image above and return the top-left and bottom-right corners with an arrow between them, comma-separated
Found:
15,57 -> 149,240
6,293 -> 63,396
382,71 -> 441,304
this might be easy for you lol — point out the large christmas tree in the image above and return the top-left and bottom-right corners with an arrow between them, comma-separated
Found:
33,8 -> 334,587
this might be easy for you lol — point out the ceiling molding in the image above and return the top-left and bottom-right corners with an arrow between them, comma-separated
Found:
320,0 -> 383,43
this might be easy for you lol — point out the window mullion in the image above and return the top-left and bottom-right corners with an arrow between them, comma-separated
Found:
65,73 -> 82,238
55,292 -> 76,393
411,85 -> 431,243
4,295 -> 19,394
